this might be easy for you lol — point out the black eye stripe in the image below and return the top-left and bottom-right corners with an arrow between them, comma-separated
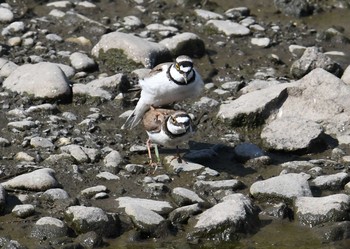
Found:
179,62 -> 193,68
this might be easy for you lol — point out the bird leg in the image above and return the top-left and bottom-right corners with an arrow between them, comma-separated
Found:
146,139 -> 160,173
170,146 -> 187,164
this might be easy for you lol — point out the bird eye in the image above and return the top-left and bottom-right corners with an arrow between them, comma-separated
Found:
175,63 -> 180,71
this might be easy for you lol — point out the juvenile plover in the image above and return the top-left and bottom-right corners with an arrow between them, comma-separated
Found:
142,107 -> 195,167
122,55 -> 204,129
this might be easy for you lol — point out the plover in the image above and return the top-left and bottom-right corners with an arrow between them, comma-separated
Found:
122,55 -> 204,129
142,107 -> 195,167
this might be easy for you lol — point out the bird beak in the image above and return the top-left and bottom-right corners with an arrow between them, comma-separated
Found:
182,72 -> 188,84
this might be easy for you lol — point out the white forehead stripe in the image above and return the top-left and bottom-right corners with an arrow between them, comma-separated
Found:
175,116 -> 190,123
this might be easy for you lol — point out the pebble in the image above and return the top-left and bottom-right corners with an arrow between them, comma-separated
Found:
69,52 -> 97,71
42,188 -> 70,201
194,9 -> 224,20
311,172 -> 350,190
31,216 -> 68,239
81,185 -> 108,198
12,204 -> 35,218
171,187 -> 205,206
251,37 -> 271,47
206,20 -> 250,36
96,171 -> 120,180
116,197 -> 173,215
0,6 -> 14,22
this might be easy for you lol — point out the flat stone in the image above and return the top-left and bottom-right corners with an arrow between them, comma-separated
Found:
2,168 -> 59,191
12,204 -> 35,218
206,20 -> 250,36
194,9 -> 224,20
116,196 -> 173,215
295,194 -> 350,227
311,172 -> 350,190
250,173 -> 312,202
171,187 -> 205,206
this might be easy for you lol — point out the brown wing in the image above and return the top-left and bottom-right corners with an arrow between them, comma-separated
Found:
145,62 -> 172,78
142,108 -> 176,132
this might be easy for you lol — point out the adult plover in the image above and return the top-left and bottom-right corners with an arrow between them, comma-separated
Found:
142,107 -> 195,167
122,55 -> 204,129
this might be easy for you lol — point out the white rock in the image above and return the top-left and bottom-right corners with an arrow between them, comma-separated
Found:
194,179 -> 243,192
295,194 -> 350,227
172,187 -> 205,206
81,185 -> 107,198
116,196 -> 173,214
0,7 -> 14,22
2,168 -> 59,191
96,172 -> 120,180
30,137 -> 54,149
3,62 -> 72,100
0,58 -> 18,77
42,188 -> 70,200
8,120 -> 37,131
46,1 -> 73,8
206,20 -> 250,36
250,173 -> 312,201
69,52 -> 96,71
123,15 -> 143,28
311,172 -> 349,190
124,203 -> 165,230
12,204 -> 35,218
251,37 -> 270,47
15,151 -> 35,162
32,216 -> 68,239
194,9 -> 224,20
341,65 -> 350,85
1,21 -> 25,36
91,31 -> 170,68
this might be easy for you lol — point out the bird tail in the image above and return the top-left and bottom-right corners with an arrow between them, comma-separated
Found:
121,103 -> 150,129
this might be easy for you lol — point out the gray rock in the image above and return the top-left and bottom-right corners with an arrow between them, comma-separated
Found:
159,32 -> 205,57
280,161 -> 315,172
2,168 -> 59,191
3,62 -> 72,100
289,44 -> 307,58
169,203 -> 202,224
294,194 -> 350,227
193,96 -> 220,110
42,188 -> 70,201
60,144 -> 100,163
274,0 -> 312,17
0,58 -> 18,77
0,137 -> 10,147
217,83 -> 289,127
103,150 -> 122,173
312,221 -> 350,242
69,52 -> 97,71
31,216 -> 68,239
91,31 -> 171,68
96,171 -> 120,180
311,172 -> 350,190
123,15 -> 143,29
171,187 -> 205,206
80,185 -> 107,198
251,37 -> 270,47
290,46 -> 343,79
46,33 -> 63,42
341,65 -> 350,85
72,83 -> 112,100
225,7 -> 250,19
190,193 -> 259,241
250,173 -> 312,202
261,117 -> 324,152
87,73 -> 127,89
12,204 -> 35,218
194,179 -> 243,193
1,21 -> 25,36
124,164 -> 145,174
206,20 -> 250,36
7,120 -> 37,131
65,205 -> 118,237
25,103 -> 57,114
194,9 -> 224,20
234,142 -> 265,161
30,136 -> 54,149
166,157 -> 205,172
0,6 -> 14,22
76,231 -> 103,248
0,184 -> 6,213
116,197 -> 173,215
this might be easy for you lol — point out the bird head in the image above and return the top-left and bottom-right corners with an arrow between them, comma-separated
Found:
175,55 -> 194,84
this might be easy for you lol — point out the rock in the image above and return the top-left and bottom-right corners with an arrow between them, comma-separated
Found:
274,0 -> 312,17
190,193 -> 259,241
7,120 -> 37,131
166,157 -> 205,172
0,6 -> 14,22
80,185 -> 107,198
72,83 -> 113,100
76,231 -> 103,248
0,184 -> 6,213
194,179 -> 243,193
96,171 -> 120,180
261,117 -> 325,152
69,52 -> 97,71
12,204 -> 35,218
251,37 -> 270,47
123,203 -> 167,233
312,221 -> 350,242
171,187 -> 205,206
0,58 -> 18,77
290,46 -> 343,79
123,15 -> 143,29
250,173 -> 312,203
311,172 -> 350,190
1,21 -> 25,36
42,188 -> 70,201
289,44 -> 307,57
103,150 -> 123,173
217,83 -> 289,127
2,168 -> 59,191
31,216 -> 68,239
116,197 -> 173,215
124,164 -> 145,174
30,136 -> 54,149
25,103 -> 57,114
91,31 -> 171,68
65,206 -> 119,237
276,68 -> 350,145
193,96 -> 220,110
14,151 -> 35,162
60,144 -> 100,163
87,73 -> 127,89
194,9 -> 224,20
0,137 -> 10,147
294,194 -> 350,227
234,142 -> 265,161
169,203 -> 202,224
3,62 -> 72,100
206,20 -> 250,36
159,32 -> 205,57
341,65 -> 350,85
280,161 -> 315,172
225,7 -> 250,19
